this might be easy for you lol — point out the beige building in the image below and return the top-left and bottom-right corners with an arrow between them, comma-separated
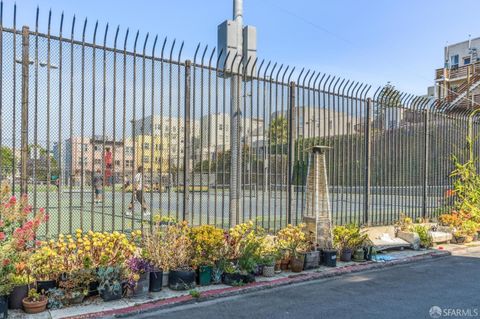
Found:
435,37 -> 480,112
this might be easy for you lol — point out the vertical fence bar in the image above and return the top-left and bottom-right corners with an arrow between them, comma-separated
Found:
68,18 -> 75,234
184,60 -> 191,222
0,2 -> 3,184
57,14 -> 64,235
423,110 -> 429,218
45,11 -> 51,236
363,98 -> 372,225
287,81 -> 295,225
20,26 -> 29,196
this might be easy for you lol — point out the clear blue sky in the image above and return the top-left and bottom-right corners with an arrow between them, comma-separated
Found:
8,0 -> 480,95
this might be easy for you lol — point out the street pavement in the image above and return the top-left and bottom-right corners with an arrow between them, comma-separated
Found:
133,248 -> 480,319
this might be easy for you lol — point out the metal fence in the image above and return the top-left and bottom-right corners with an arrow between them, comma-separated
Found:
0,4 -> 479,237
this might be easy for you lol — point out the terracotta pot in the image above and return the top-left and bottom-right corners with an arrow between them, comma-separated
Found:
22,297 -> 48,314
280,258 -> 290,271
290,255 -> 305,273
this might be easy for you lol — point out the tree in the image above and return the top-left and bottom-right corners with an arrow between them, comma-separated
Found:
27,145 -> 59,182
0,147 -> 14,177
268,116 -> 288,145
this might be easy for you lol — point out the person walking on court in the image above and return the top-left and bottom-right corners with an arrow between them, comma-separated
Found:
128,166 -> 149,216
93,169 -> 103,204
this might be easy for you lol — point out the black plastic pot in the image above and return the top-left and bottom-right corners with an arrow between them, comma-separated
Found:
36,280 -> 57,293
0,295 -> 7,319
252,264 -> 264,276
149,271 -> 163,292
317,248 -> 324,265
88,281 -> 100,297
340,248 -> 352,262
8,284 -> 28,309
100,289 -> 122,302
322,249 -> 337,267
304,251 -> 320,270
222,273 -> 255,286
168,269 -> 196,291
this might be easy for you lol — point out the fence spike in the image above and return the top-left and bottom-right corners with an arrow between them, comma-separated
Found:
281,66 -> 290,83
257,59 -> 265,78
250,56 -> 259,78
301,69 -> 311,87
287,67 -> 295,83
168,38 -> 175,61
82,18 -> 87,42
151,34 -> 158,56
160,37 -> 167,59
275,64 -> 284,82
296,68 -> 305,84
215,48 -> 224,68
123,28 -> 129,51
244,56 -> 252,76
177,41 -> 184,61
372,86 -> 382,101
269,62 -> 278,81
312,72 -> 321,89
0,1 -> 3,26
222,51 -> 231,71
103,23 -> 109,47
229,53 -> 238,73
209,47 -> 216,68
114,26 -> 120,49
35,6 -> 39,32
92,20 -> 98,44
307,71 -> 316,88
193,43 -> 201,64
263,61 -> 272,79
13,2 -> 15,29
47,9 -> 51,33
201,44 -> 208,66
71,15 -> 76,39
142,33 -> 149,55
331,77 -> 341,94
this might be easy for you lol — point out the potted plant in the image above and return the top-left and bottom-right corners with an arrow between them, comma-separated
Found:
22,288 -> 47,314
333,224 -> 368,262
8,273 -> 32,310
57,269 -> 92,305
29,245 -> 63,293
190,225 -> 225,286
163,223 -> 196,291
144,221 -> 173,290
97,266 -> 123,302
259,235 -> 280,277
410,225 -> 433,248
277,224 -> 309,272
125,257 -> 154,297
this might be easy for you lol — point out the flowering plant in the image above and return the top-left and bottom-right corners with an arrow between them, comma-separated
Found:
190,225 -> 226,267
277,224 -> 309,259
28,245 -> 64,281
49,229 -> 140,271
125,257 -> 154,290
143,221 -> 194,271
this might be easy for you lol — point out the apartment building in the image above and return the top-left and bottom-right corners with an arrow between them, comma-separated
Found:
435,37 -> 480,111
61,136 -> 134,186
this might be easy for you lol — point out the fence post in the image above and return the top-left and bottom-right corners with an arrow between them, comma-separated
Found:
21,26 -> 30,195
363,98 -> 372,225
287,81 -> 296,225
422,110 -> 429,219
183,60 -> 191,222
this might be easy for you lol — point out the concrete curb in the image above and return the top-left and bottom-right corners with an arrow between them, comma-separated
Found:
62,250 -> 450,319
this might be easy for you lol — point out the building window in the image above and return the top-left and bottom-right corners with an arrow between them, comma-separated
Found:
464,57 -> 471,65
451,54 -> 459,68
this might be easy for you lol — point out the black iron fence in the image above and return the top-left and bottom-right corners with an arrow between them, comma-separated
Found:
0,4 -> 479,237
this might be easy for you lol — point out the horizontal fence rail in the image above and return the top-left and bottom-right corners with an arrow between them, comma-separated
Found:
0,3 -> 479,237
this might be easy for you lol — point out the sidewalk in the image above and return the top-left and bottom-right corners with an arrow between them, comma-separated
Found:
9,248 -> 454,319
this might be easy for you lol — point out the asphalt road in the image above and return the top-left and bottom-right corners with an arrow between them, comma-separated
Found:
134,249 -> 480,319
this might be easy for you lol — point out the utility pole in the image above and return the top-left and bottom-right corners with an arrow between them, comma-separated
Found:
218,0 -> 256,227
229,0 -> 243,227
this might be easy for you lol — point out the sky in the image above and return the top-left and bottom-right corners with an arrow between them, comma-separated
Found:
6,0 -> 480,95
